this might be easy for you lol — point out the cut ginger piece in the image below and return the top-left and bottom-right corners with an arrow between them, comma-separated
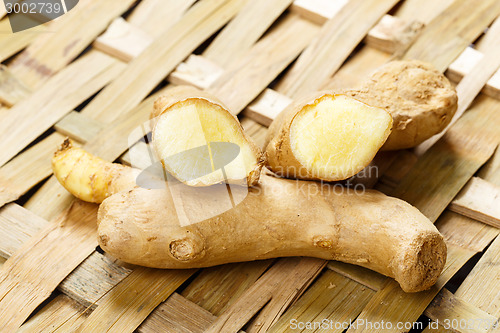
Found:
152,86 -> 264,187
265,93 -> 393,181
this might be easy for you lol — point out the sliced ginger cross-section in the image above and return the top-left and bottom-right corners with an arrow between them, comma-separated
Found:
265,93 -> 393,181
152,86 -> 264,187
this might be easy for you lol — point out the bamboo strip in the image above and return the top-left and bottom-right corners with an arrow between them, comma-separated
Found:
0,200 -> 98,331
0,18 -> 46,63
0,65 -> 31,106
203,0 -> 294,67
454,234 -> 500,317
205,258 -> 325,333
181,261 -> 273,316
0,204 -> 134,309
127,0 -> 196,39
0,2 -> 6,19
80,0 -> 246,124
418,18 -> 500,153
0,50 -> 127,167
394,0 -> 455,24
8,0 -> 135,89
402,0 -> 500,72
54,111 -> 105,144
137,293 -> 234,333
0,132 -> 65,208
94,17 -> 154,63
326,261 -> 386,292
268,270 -> 374,333
276,0 -> 399,97
447,47 -> 500,100
346,244 -> 475,333
0,203 -> 48,258
18,294 -> 90,333
391,94 -> 500,222
449,177 -> 500,229
75,267 -> 196,333
207,14 -> 318,114
435,211 -> 500,254
423,289 -> 497,333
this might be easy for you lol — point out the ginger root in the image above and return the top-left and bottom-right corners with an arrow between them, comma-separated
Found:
344,60 -> 457,150
152,86 -> 264,187
52,139 -> 138,203
98,172 -> 446,293
265,93 -> 393,181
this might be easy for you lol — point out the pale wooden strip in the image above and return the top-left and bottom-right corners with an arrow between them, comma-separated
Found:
0,2 -> 6,20
58,252 -> 133,308
138,293 -> 228,333
54,111 -> 105,144
0,132 -> 65,208
75,267 -> 196,333
0,203 -> 47,258
346,244 -> 476,333
326,261 -> 386,292
435,211 -> 500,254
478,146 -> 500,187
402,0 -> 500,72
454,235 -> 500,317
0,50 -> 126,167
290,0 -> 346,25
127,0 -> 195,39
449,177 -> 500,229
390,94 -> 500,222
276,0 -> 399,97
0,18 -> 46,63
168,54 -> 224,90
0,201 -> 98,331
18,294 -> 90,333
8,0 -> 135,89
182,261 -> 273,316
292,0 -> 424,55
446,46 -> 500,99
394,0 -> 455,24
0,203 -> 133,310
203,0 -> 293,66
269,269 -> 373,333
207,14 -> 318,113
423,289 -> 496,333
81,0 -> 246,124
418,19 -> 500,153
94,17 -> 154,63
205,258 -> 325,333
365,14 -> 424,54
0,65 -> 31,106
243,89 -> 292,127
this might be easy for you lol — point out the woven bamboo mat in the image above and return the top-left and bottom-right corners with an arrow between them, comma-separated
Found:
0,0 -> 500,332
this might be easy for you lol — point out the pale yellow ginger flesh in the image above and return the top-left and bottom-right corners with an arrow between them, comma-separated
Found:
52,139 -> 138,203
265,94 -> 393,181
153,99 -> 262,186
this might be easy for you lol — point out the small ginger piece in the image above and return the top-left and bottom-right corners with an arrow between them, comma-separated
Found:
345,60 -> 457,150
152,86 -> 264,187
265,93 -> 392,181
52,139 -> 138,203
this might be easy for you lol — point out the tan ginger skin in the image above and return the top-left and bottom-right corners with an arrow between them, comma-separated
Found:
344,60 -> 458,150
97,173 -> 446,293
